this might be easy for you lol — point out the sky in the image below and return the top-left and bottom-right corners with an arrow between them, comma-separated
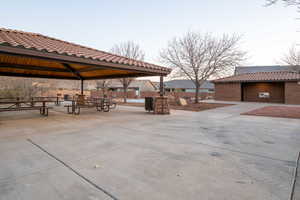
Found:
0,0 -> 299,80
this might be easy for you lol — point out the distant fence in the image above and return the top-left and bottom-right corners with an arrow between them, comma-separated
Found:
91,90 -> 137,99
166,92 -> 214,100
91,90 -> 214,101
140,91 -> 160,98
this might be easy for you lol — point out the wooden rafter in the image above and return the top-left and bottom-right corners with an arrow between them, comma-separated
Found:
62,63 -> 83,80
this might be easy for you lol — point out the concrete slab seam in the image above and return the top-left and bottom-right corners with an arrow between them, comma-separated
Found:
26,138 -> 119,200
289,151 -> 300,200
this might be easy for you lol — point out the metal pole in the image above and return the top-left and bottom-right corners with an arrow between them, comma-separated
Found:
159,76 -> 164,97
81,79 -> 84,95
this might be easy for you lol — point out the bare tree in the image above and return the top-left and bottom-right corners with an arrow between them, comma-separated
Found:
160,31 -> 246,103
111,41 -> 145,103
281,45 -> 300,72
96,79 -> 111,97
111,41 -> 145,61
265,0 -> 300,6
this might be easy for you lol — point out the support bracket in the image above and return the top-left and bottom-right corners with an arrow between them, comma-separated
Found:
62,63 -> 83,80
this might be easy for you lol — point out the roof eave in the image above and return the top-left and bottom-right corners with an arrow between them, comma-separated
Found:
0,45 -> 171,76
214,79 -> 300,83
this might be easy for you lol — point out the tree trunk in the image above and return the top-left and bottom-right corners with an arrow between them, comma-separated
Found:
101,88 -> 105,97
195,82 -> 199,104
123,86 -> 127,103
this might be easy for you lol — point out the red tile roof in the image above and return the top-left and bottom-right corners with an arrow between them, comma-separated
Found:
0,28 -> 171,74
213,71 -> 300,83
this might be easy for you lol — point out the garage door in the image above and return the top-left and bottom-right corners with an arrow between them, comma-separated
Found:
242,82 -> 284,103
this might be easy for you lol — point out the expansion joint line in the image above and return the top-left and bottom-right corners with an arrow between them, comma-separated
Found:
27,138 -> 119,200
289,151 -> 300,200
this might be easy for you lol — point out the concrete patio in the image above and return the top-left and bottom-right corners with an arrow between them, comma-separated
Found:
0,103 -> 299,200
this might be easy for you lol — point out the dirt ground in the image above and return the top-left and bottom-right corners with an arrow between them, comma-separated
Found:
119,102 -> 234,112
242,106 -> 300,119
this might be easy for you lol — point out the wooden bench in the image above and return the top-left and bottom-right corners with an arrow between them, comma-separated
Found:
0,99 -> 55,116
0,106 -> 52,116
32,97 -> 63,106
64,104 -> 104,115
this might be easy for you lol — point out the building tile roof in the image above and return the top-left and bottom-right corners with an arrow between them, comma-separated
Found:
213,71 -> 300,83
235,65 -> 300,75
0,28 -> 171,74
104,79 -> 155,89
164,80 -> 214,89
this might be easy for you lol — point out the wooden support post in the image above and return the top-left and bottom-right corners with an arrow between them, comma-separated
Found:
42,101 -> 46,115
31,97 -> 34,107
81,79 -> 84,95
159,76 -> 164,97
16,97 -> 20,108
56,96 -> 59,106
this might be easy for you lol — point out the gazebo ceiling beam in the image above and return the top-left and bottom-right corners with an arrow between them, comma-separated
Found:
78,67 -> 106,73
62,63 -> 83,80
0,71 -> 77,80
0,69 -> 152,80
84,73 -> 150,80
0,63 -> 69,73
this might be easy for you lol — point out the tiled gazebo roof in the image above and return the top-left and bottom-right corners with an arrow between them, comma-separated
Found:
213,71 -> 300,83
0,28 -> 171,80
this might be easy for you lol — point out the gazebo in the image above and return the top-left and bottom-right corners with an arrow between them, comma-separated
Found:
0,28 -> 171,114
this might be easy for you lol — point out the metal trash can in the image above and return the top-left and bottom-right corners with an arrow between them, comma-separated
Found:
145,97 -> 154,112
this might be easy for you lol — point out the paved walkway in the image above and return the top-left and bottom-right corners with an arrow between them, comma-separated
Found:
0,103 -> 299,200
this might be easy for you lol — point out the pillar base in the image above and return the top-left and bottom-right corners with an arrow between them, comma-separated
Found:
153,96 -> 170,114
76,95 -> 85,106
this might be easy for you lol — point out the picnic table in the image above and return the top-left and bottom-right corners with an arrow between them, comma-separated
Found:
32,96 -> 62,106
0,99 -> 56,116
0,96 -> 62,106
65,97 -> 116,115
